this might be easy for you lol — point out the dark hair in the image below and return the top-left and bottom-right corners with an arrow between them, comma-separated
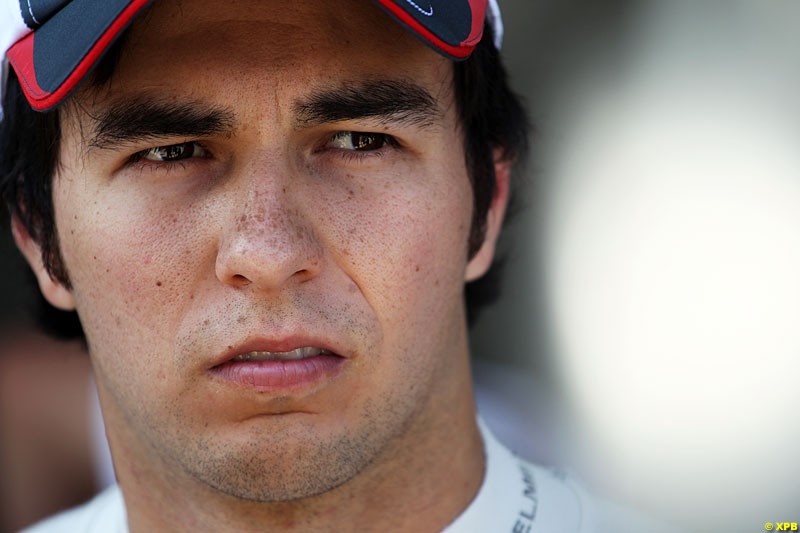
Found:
0,22 -> 528,339
454,24 -> 529,324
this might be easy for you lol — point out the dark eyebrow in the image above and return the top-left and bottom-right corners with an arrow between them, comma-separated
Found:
294,80 -> 442,129
87,97 -> 237,150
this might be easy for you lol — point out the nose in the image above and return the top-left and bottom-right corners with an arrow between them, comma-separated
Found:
215,175 -> 324,291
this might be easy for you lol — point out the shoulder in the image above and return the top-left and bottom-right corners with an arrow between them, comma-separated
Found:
20,485 -> 127,533
535,463 -> 682,533
445,421 -> 682,533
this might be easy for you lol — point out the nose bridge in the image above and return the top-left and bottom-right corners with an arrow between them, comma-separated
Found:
215,159 -> 323,290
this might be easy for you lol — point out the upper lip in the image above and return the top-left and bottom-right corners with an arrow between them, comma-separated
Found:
210,336 -> 347,368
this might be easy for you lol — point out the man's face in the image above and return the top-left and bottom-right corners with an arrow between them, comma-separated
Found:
36,0 -> 502,501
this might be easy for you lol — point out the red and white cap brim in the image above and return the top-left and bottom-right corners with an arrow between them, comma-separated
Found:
1,0 -> 503,113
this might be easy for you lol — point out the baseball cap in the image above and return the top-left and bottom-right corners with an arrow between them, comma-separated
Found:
0,0 -> 503,114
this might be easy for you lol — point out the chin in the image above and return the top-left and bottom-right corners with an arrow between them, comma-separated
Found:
170,414 -> 388,502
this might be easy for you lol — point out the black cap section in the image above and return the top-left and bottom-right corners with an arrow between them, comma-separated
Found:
19,0 -> 69,29
392,1 -> 473,46
32,0 -> 133,93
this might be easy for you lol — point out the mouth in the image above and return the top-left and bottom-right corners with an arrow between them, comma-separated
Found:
209,341 -> 346,392
230,347 -> 336,362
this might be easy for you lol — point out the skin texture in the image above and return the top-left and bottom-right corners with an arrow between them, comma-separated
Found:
14,0 -> 509,531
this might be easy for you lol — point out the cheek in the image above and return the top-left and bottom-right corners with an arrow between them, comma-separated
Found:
55,180 -> 213,347
328,163 -> 473,335
331,168 -> 473,398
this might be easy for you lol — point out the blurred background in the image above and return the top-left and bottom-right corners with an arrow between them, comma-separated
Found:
2,1 -> 800,532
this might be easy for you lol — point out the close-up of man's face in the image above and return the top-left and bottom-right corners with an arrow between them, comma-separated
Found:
15,0 -> 506,507
6,3 -> 800,532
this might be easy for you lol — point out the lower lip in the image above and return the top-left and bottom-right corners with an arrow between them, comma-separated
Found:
209,355 -> 345,391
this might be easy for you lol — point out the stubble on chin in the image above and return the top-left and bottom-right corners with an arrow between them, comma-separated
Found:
163,397 -> 422,503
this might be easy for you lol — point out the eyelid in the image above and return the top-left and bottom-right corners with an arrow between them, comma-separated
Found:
315,134 -> 396,169
319,131 -> 400,151
331,131 -> 393,150
128,140 -> 211,164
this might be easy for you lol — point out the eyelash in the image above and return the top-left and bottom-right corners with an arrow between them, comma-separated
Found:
127,141 -> 210,167
318,132 -> 401,165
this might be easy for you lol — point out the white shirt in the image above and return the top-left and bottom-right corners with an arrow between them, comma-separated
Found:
22,484 -> 127,533
23,421 -> 676,533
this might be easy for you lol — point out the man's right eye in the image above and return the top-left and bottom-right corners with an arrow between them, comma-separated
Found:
133,142 -> 209,163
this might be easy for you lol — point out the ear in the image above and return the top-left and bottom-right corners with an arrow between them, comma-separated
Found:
465,151 -> 511,282
11,216 -> 76,311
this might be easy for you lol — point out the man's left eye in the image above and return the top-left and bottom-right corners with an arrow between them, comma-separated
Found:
327,131 -> 392,151
135,142 -> 208,162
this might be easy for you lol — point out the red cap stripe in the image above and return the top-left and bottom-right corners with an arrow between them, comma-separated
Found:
461,0 -> 486,47
7,33 -> 45,100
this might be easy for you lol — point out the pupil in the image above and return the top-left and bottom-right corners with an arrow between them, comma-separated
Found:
353,133 -> 381,150
160,143 -> 189,160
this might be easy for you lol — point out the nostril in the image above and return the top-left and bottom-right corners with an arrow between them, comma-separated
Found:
232,274 -> 251,286
215,210 -> 324,290
293,268 -> 319,283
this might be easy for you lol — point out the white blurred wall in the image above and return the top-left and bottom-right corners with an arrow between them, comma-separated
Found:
532,1 -> 800,530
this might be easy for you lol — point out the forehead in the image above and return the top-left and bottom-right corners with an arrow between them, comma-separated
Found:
73,0 -> 454,116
